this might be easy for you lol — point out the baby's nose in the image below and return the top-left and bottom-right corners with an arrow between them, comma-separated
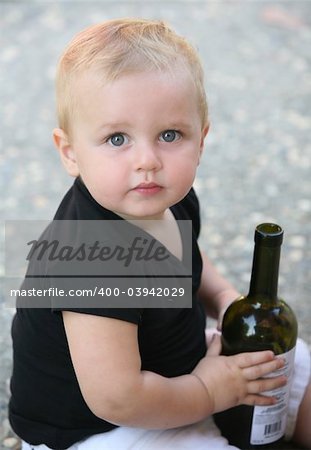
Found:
134,143 -> 162,172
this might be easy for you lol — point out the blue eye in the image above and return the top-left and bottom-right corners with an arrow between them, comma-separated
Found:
107,133 -> 128,147
160,130 -> 181,143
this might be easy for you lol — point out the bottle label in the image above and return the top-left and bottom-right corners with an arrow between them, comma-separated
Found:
250,347 -> 296,445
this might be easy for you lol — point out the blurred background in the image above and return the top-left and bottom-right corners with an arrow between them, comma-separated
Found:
1,1 -> 310,448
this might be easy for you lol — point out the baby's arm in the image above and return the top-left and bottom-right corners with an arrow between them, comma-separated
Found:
63,311 -> 286,429
197,250 -> 240,326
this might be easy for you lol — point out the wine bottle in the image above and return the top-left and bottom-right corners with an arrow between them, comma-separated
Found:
214,223 -> 298,449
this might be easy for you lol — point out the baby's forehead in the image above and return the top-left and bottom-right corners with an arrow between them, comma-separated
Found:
69,69 -> 200,129
73,65 -> 196,95
66,66 -> 205,135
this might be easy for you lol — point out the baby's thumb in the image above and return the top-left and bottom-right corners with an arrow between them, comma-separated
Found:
207,333 -> 222,356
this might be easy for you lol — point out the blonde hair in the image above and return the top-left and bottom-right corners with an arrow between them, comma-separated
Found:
55,18 -> 208,135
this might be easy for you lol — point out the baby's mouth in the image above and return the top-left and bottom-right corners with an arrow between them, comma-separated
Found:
132,182 -> 162,194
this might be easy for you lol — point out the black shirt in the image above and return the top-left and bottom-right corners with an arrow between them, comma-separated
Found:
9,178 -> 207,449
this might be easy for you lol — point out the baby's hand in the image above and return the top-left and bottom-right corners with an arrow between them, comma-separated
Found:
192,334 -> 287,414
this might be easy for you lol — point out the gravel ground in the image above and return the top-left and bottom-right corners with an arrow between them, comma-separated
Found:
1,1 -> 310,449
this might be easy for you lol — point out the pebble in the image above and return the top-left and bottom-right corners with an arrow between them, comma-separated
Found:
2,438 -> 19,449
288,249 -> 304,263
288,235 -> 306,248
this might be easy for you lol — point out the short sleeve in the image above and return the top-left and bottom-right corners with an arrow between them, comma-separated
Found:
52,306 -> 142,324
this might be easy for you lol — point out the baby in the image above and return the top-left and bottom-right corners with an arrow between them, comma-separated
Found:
9,18 -> 311,450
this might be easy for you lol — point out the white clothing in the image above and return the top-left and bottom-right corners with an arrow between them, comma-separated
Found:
22,338 -> 311,450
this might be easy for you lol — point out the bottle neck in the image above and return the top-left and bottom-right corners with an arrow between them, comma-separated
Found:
248,243 -> 281,301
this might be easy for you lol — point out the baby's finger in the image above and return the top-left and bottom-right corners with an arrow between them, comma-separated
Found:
247,375 -> 287,395
243,394 -> 278,407
243,356 -> 285,380
206,333 -> 222,356
234,350 -> 276,369
205,328 -> 219,347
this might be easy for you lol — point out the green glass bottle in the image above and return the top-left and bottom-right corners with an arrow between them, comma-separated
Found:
214,223 -> 298,449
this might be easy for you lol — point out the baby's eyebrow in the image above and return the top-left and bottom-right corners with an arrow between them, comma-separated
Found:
165,122 -> 193,130
96,121 -> 194,133
97,122 -> 131,132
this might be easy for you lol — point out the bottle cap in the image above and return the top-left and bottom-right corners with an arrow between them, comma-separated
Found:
255,223 -> 283,247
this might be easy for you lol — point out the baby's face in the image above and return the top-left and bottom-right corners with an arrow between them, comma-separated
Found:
63,69 -> 207,220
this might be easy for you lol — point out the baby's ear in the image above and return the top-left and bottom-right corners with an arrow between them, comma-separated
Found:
53,128 -> 79,177
200,123 -> 209,152
197,123 -> 210,165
